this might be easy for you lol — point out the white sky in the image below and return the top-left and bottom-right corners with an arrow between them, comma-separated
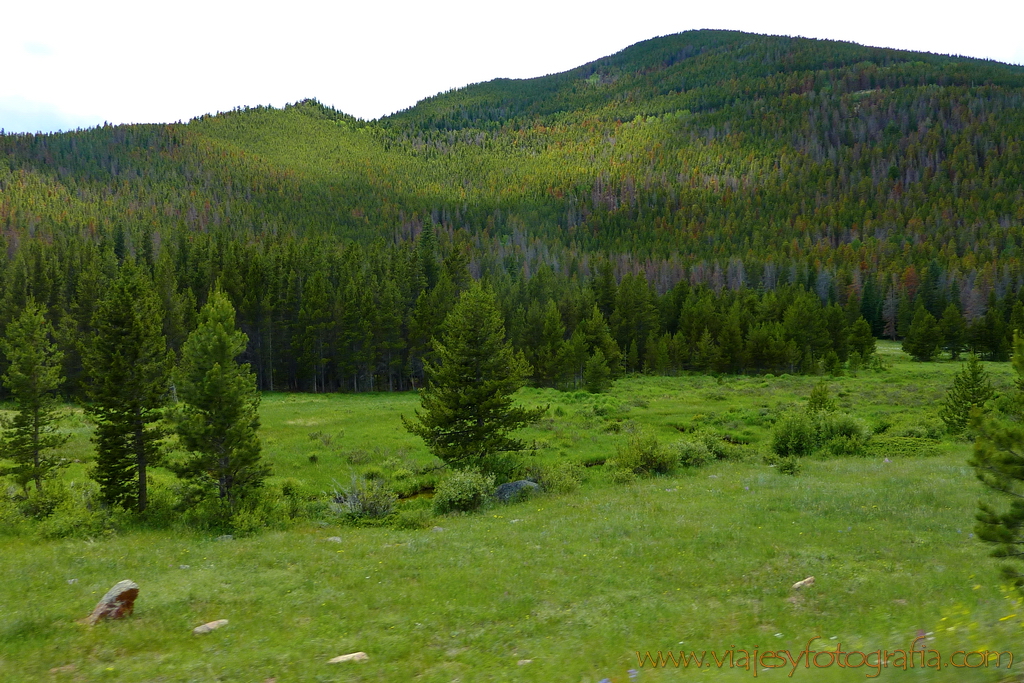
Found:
2,0 -> 1022,134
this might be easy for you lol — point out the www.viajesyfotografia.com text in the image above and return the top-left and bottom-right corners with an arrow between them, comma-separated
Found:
636,636 -> 1014,678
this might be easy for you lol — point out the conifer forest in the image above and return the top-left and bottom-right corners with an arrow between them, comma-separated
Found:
2,30 -> 1023,396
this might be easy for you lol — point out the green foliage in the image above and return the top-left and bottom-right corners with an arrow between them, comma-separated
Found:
612,429 -> 675,475
815,413 -> 870,457
939,354 -> 995,435
84,262 -> 173,512
331,476 -> 398,520
404,285 -> 547,472
806,381 -> 837,414
172,290 -> 268,510
583,349 -> 612,393
866,436 -> 941,458
527,460 -> 583,494
902,305 -> 941,361
970,333 -> 1024,590
432,469 -> 495,514
0,300 -> 70,492
770,412 -> 816,458
671,438 -> 716,468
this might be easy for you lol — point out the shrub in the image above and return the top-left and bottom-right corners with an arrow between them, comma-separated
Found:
35,483 -> 114,540
671,439 -> 715,468
867,436 -> 941,458
610,468 -> 638,485
527,461 -> 583,494
771,412 -> 816,458
392,506 -> 434,530
332,477 -> 398,520
613,430 -> 675,475
816,413 -> 869,457
432,469 -> 495,515
776,456 -> 802,475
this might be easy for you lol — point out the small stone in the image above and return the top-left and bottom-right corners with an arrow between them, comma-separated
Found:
326,536 -> 343,543
81,580 -> 139,625
216,534 -> 234,541
517,659 -> 533,665
66,579 -> 78,585
48,664 -> 76,674
192,619 -> 229,635
494,480 -> 539,502
791,576 -> 815,590
430,526 -> 445,532
328,652 -> 369,663
179,565 -> 190,570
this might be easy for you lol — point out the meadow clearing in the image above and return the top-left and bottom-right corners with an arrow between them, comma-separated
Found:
2,341 -> 1024,682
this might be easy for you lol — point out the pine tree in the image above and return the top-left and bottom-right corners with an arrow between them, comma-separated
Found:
902,305 -> 941,361
173,290 -> 268,509
939,304 -> 968,360
403,284 -> 546,472
970,334 -> 1024,590
847,316 -> 876,359
583,348 -> 612,393
0,300 -> 69,492
85,263 -> 173,512
938,354 -> 994,435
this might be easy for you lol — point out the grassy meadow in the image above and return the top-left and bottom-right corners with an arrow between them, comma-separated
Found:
3,342 -> 1024,682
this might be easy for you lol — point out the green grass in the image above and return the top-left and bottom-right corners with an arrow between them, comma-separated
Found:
3,342 -> 1024,682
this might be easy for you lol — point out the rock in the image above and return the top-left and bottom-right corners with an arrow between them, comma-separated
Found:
179,565 -> 190,569
430,526 -> 445,532
216,534 -> 234,541
326,536 -> 343,543
328,652 -> 369,663
193,619 -> 229,634
791,576 -> 815,590
517,659 -> 533,665
66,578 -> 77,584
48,664 -> 76,674
494,480 -> 539,502
82,580 -> 139,625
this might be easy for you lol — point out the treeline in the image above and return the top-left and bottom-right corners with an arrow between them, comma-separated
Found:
1,224 -> 1022,400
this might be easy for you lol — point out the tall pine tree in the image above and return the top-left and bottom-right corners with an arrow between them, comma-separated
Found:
403,284 -> 546,472
173,290 -> 268,510
85,263 -> 172,512
0,300 -> 69,492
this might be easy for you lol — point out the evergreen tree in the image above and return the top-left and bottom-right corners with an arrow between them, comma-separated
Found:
847,316 -> 876,359
403,284 -> 546,472
939,304 -> 968,360
902,305 -> 941,361
970,334 -> 1024,590
583,348 -> 612,393
0,300 -> 69,492
173,291 -> 268,509
85,263 -> 173,512
938,354 -> 994,435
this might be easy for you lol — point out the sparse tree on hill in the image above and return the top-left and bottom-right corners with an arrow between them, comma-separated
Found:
0,300 -> 69,493
583,348 -> 612,393
403,284 -> 547,472
85,263 -> 173,512
940,304 -> 968,360
172,290 -> 268,509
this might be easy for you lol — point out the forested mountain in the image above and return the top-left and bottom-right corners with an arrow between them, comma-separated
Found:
1,30 -> 1024,392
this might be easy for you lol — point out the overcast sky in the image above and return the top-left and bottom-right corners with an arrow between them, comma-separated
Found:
3,0 -> 1022,134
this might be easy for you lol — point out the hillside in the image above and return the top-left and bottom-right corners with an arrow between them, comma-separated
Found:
3,30 -> 1024,269
1,31 -> 1024,392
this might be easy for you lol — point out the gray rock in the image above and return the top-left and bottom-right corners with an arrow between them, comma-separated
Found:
326,536 -> 343,543
494,480 -> 539,502
216,534 -> 234,541
430,526 -> 445,532
193,619 -> 229,634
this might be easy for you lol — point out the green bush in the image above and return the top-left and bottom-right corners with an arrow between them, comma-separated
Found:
35,483 -> 114,540
609,468 -> 639,485
527,461 -> 583,494
776,456 -> 802,475
612,430 -> 675,475
392,506 -> 434,530
671,439 -> 715,468
770,412 -> 816,458
816,413 -> 869,457
332,477 -> 398,520
432,469 -> 495,515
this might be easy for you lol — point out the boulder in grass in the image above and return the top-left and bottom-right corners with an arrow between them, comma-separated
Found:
193,619 -> 229,634
81,580 -> 139,625
791,576 -> 815,590
494,480 -> 539,503
328,652 -> 369,663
